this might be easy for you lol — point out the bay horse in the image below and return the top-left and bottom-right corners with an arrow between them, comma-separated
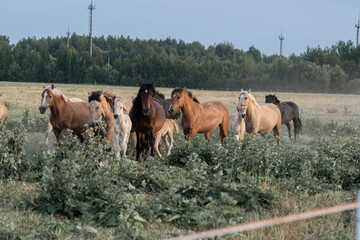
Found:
39,84 -> 89,145
169,87 -> 230,143
113,97 -> 132,158
44,97 -> 84,145
265,94 -> 302,140
229,112 -> 246,140
88,90 -> 132,144
154,119 -> 179,158
237,89 -> 281,144
0,101 -> 8,128
130,82 -> 165,161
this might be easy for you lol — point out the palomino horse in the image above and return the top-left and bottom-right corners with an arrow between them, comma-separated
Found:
229,112 -> 246,140
88,90 -> 132,144
265,94 -> 302,140
0,101 -> 8,128
113,97 -> 132,158
237,90 -> 281,144
39,84 -> 89,145
130,82 -> 165,161
154,119 -> 179,158
44,97 -> 84,145
169,87 -> 230,143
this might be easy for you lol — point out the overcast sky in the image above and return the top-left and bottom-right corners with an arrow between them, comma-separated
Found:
1,0 -> 359,56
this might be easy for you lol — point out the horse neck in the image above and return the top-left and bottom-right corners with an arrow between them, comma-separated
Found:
180,94 -> 200,118
246,100 -> 260,121
101,101 -> 114,126
117,111 -> 127,124
50,95 -> 66,116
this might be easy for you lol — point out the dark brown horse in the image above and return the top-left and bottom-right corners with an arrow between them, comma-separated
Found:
130,82 -> 166,161
39,84 -> 89,145
169,87 -> 230,143
265,94 -> 302,140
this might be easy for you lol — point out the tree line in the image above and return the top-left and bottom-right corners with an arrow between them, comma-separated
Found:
0,34 -> 360,93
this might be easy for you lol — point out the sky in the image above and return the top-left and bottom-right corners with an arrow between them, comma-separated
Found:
1,0 -> 360,56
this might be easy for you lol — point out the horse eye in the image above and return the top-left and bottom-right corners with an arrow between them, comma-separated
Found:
244,97 -> 248,100
96,106 -> 99,110
49,95 -> 52,99
177,96 -> 180,99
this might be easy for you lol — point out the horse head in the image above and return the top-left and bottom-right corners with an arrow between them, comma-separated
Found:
88,100 -> 103,128
39,84 -> 56,114
169,87 -> 187,114
265,94 -> 281,104
138,82 -> 155,116
237,90 -> 253,118
114,97 -> 125,119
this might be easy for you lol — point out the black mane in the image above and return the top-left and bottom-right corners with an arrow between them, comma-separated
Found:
265,94 -> 281,104
88,90 -> 117,112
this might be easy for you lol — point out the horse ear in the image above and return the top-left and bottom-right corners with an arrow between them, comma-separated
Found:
240,88 -> 243,92
51,83 -> 55,89
88,92 -> 91,97
151,81 -> 155,86
248,89 -> 251,93
138,82 -> 143,87
42,84 -> 45,88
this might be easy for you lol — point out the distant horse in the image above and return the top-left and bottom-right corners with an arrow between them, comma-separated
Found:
265,94 -> 302,140
237,90 -> 281,144
39,84 -> 89,145
229,112 -> 245,140
88,90 -> 132,144
169,87 -> 230,143
154,119 -> 179,158
130,82 -> 166,161
44,97 -> 84,145
0,101 -> 8,128
113,97 -> 132,158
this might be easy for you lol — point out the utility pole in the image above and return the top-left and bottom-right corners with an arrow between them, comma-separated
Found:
278,30 -> 284,57
88,1 -> 95,56
66,27 -> 70,48
355,15 -> 360,47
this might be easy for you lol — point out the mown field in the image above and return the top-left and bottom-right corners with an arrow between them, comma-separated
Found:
1,81 -> 360,239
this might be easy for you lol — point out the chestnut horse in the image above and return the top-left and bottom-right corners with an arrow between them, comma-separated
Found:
237,90 -> 281,144
0,101 -> 8,128
169,87 -> 230,143
265,94 -> 302,140
39,84 -> 89,145
88,90 -> 132,144
130,82 -> 165,161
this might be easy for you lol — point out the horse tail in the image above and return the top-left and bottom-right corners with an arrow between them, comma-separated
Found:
172,120 -> 179,133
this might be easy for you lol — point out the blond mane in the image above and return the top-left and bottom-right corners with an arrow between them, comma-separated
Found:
239,90 -> 259,107
43,86 -> 69,102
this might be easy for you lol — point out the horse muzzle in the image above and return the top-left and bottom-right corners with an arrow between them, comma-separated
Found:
241,113 -> 246,118
88,121 -> 96,128
142,108 -> 150,116
114,114 -> 118,119
39,105 -> 48,114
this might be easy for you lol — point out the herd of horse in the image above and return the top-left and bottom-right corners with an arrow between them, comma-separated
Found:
0,83 -> 302,161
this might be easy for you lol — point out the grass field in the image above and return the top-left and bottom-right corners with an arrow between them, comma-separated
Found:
0,81 -> 360,239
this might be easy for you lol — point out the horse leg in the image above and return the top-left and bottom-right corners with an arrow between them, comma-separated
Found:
154,133 -> 162,158
129,131 -> 136,157
150,131 -> 155,157
45,122 -> 53,145
285,123 -> 291,140
120,134 -> 127,158
293,118 -> 297,141
113,132 -> 120,158
205,132 -> 211,141
56,129 -> 67,146
136,132 -> 141,161
167,133 -> 174,156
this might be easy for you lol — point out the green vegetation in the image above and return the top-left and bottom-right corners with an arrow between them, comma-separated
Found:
0,107 -> 359,239
0,35 -> 359,93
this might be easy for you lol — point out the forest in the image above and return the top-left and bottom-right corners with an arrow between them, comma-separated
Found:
0,34 -> 360,93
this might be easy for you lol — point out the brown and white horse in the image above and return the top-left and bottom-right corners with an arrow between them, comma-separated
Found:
39,84 -> 89,145
169,87 -> 230,143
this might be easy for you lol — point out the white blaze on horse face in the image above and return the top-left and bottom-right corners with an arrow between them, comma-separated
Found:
42,92 -> 48,106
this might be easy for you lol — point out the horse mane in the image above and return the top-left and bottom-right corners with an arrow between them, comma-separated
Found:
171,88 -> 200,103
132,83 -> 164,114
270,94 -> 281,104
88,90 -> 116,111
43,86 -> 69,102
240,90 -> 259,106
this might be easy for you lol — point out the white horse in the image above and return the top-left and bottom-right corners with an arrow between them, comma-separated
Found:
229,112 -> 245,140
113,97 -> 132,158
154,119 -> 179,158
44,97 -> 84,145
